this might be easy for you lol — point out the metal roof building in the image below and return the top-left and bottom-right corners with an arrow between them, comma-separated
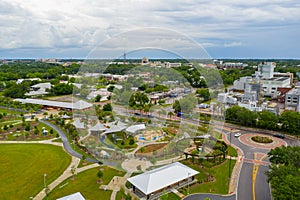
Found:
56,192 -> 85,200
127,162 -> 199,199
14,98 -> 93,110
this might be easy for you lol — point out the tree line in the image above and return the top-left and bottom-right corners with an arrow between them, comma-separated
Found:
226,105 -> 300,135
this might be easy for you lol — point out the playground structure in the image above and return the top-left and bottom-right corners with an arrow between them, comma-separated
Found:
135,129 -> 164,142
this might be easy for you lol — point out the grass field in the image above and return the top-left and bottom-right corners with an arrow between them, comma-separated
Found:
46,166 -> 125,200
180,159 -> 236,194
0,144 -> 71,199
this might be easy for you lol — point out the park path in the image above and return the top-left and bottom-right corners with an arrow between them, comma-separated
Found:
34,156 -> 99,200
0,138 -> 63,147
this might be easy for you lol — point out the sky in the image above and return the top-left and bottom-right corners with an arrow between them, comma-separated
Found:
0,0 -> 300,59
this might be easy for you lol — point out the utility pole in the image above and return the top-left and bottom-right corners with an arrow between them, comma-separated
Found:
44,173 -> 47,188
228,129 -> 232,179
187,172 -> 190,195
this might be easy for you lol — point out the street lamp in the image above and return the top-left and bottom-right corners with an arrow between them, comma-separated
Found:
187,172 -> 190,195
44,173 -> 47,188
228,129 -> 232,179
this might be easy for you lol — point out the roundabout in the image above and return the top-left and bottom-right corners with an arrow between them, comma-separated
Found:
239,133 -> 287,149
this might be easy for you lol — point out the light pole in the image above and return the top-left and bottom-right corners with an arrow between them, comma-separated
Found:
187,172 -> 190,195
44,173 -> 47,188
228,129 -> 232,180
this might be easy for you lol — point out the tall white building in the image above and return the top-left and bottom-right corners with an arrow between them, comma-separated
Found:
258,62 -> 276,79
233,62 -> 291,98
285,87 -> 300,112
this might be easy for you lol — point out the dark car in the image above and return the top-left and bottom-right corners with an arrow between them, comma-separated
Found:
273,134 -> 285,139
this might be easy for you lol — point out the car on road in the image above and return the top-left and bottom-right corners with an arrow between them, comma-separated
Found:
273,134 -> 285,139
234,132 -> 242,137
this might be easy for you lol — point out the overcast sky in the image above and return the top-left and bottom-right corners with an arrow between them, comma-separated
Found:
1,0 -> 300,59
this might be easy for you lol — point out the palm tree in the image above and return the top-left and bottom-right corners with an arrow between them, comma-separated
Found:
167,111 -> 174,119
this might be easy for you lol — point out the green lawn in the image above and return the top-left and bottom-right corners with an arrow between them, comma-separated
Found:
180,159 -> 236,194
0,144 -> 71,200
0,108 -> 22,115
227,145 -> 238,157
47,166 -> 125,200
167,192 -> 182,200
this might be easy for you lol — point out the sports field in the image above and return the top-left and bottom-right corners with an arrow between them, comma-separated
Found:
0,144 -> 71,199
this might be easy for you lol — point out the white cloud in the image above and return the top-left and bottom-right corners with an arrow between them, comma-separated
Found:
0,0 -> 299,58
224,42 -> 242,47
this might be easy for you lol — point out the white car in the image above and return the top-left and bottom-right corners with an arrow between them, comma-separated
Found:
234,132 -> 242,137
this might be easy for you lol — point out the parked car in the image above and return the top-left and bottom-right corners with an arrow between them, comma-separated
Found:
273,134 -> 285,139
234,132 -> 242,137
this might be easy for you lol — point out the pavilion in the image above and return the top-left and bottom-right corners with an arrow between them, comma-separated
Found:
127,162 -> 199,199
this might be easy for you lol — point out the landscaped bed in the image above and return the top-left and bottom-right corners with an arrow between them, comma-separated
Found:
251,135 -> 273,144
0,144 -> 71,200
136,143 -> 168,153
0,120 -> 58,141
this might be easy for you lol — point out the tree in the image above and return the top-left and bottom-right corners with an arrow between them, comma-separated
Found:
25,124 -> 31,131
257,111 -> 278,130
95,94 -> 102,102
129,92 -> 149,113
172,100 -> 181,113
167,111 -> 174,119
266,146 -> 300,200
51,83 -> 73,95
107,85 -> 115,92
129,138 -> 135,145
97,170 -> 103,179
103,103 -> 112,111
196,88 -> 210,102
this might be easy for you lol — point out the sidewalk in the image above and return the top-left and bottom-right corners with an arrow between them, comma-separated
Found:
221,132 -> 243,194
0,138 -> 63,147
34,157 -> 99,200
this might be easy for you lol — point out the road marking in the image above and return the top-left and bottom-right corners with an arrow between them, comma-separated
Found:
252,153 -> 259,200
252,164 -> 259,200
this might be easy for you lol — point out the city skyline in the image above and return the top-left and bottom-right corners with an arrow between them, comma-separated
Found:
1,0 -> 300,59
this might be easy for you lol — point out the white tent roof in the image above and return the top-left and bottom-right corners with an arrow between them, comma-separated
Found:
72,119 -> 85,129
57,192 -> 85,200
89,122 -> 106,131
126,124 -> 146,133
127,162 -> 199,195
103,124 -> 126,134
73,100 -> 93,110
62,114 -> 71,119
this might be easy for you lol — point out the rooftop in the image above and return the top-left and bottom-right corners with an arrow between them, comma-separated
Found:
56,192 -> 85,200
14,98 -> 93,110
127,162 -> 199,195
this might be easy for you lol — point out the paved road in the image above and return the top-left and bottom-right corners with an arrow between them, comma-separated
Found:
185,194 -> 236,200
237,162 -> 253,200
40,120 -> 99,163
227,131 -> 272,200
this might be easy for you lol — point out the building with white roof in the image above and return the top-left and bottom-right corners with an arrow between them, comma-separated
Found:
72,119 -> 85,129
125,124 -> 146,134
56,192 -> 85,200
25,82 -> 52,96
127,162 -> 199,199
89,121 -> 107,134
14,98 -> 92,110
